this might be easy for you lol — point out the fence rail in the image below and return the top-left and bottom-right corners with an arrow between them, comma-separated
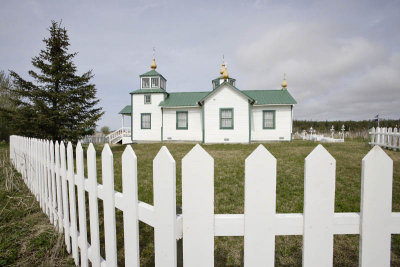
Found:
369,127 -> 400,150
9,135 -> 400,266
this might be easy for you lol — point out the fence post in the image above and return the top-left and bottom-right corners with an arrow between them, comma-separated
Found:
76,142 -> 88,267
376,127 -> 380,145
102,144 -> 118,267
394,128 -> 398,151
388,128 -> 392,149
359,145 -> 393,266
182,144 -> 214,266
122,145 -> 140,267
87,144 -> 101,266
370,127 -> 375,145
67,142 -> 79,264
302,144 -> 336,266
153,146 -> 177,266
244,145 -> 277,266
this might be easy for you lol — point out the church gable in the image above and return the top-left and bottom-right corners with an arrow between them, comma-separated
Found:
202,83 -> 252,106
200,81 -> 254,105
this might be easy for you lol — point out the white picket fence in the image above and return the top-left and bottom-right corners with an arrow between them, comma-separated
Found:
369,127 -> 400,150
9,135 -> 400,266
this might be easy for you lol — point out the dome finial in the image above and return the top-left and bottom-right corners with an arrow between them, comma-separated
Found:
220,54 -> 226,75
281,73 -> 287,89
150,47 -> 157,70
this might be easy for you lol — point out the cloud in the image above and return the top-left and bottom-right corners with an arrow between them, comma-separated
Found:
235,22 -> 398,120
1,0 -> 399,129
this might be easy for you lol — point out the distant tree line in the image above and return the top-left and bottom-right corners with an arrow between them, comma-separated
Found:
293,119 -> 400,133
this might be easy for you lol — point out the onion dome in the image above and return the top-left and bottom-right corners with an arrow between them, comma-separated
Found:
222,65 -> 229,79
150,58 -> 157,70
281,74 -> 287,89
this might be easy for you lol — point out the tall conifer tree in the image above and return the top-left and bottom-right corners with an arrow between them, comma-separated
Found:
9,21 -> 103,142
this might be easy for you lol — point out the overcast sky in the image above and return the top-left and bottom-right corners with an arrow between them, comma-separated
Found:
1,0 -> 399,130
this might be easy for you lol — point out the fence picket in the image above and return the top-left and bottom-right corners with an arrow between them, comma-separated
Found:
87,144 -> 101,266
302,144 -> 336,266
122,145 -> 140,267
67,142 -> 79,265
40,140 -> 45,213
55,141 -> 63,232
244,145 -> 276,266
50,141 -> 57,226
102,144 -> 118,267
182,144 -> 214,266
60,141 -> 71,253
153,146 -> 177,266
46,140 -> 53,222
43,140 -> 47,214
76,142 -> 88,267
376,127 -> 380,145
359,145 -> 393,266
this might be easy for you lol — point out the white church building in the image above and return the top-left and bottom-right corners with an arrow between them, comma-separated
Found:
115,57 -> 297,144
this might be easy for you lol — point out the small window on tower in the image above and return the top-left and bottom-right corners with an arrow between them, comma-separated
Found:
160,79 -> 166,89
142,78 -> 150,88
151,77 -> 159,88
144,95 -> 151,104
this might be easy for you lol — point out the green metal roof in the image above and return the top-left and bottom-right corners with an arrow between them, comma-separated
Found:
119,105 -> 131,115
243,90 -> 297,105
159,92 -> 209,107
130,88 -> 168,94
139,70 -> 166,80
158,88 -> 296,107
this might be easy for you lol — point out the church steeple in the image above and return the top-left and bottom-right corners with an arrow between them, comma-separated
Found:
139,49 -> 166,90
212,57 -> 236,89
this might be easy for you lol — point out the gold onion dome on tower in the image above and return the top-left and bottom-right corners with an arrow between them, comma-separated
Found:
281,76 -> 287,89
222,65 -> 229,79
220,63 -> 225,75
150,58 -> 157,70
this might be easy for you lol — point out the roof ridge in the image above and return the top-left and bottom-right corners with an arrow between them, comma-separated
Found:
167,91 -> 210,94
243,89 -> 284,92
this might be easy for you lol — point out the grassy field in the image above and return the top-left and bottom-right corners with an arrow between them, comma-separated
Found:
0,143 -> 74,266
1,140 -> 400,266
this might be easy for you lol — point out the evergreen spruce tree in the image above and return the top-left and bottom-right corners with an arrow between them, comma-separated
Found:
9,21 -> 103,142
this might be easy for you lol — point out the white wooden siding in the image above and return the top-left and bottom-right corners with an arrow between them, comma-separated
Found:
162,107 -> 202,141
251,105 -> 292,141
204,85 -> 250,143
131,93 -> 164,141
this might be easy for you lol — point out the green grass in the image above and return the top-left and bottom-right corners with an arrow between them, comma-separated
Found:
84,139 -> 399,266
0,143 -> 74,266
1,140 -> 400,266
